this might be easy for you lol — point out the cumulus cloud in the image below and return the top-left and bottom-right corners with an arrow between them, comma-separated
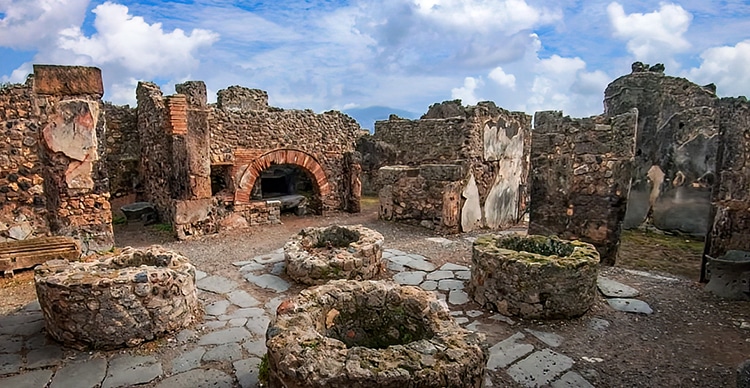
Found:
688,40 -> 750,97
56,2 -> 218,78
451,76 -> 483,105
0,0 -> 89,49
413,0 -> 559,34
489,66 -> 516,89
607,2 -> 692,65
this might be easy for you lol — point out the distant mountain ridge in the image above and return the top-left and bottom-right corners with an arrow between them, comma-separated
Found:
343,106 -> 421,132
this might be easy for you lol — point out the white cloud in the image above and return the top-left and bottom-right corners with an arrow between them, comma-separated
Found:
451,76 -> 483,105
413,0 -> 559,34
0,0 -> 89,49
488,67 -> 516,89
55,2 -> 218,78
607,2 -> 692,65
688,40 -> 750,97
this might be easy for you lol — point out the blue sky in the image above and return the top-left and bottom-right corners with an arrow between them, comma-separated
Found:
2,0 -> 749,127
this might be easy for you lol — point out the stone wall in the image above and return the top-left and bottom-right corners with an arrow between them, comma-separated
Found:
604,69 -> 718,236
364,100 -> 531,233
103,103 -> 139,208
0,65 -> 114,252
529,110 -> 637,265
703,97 -> 750,279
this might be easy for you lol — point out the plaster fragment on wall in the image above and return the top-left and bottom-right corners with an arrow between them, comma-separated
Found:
461,174 -> 482,232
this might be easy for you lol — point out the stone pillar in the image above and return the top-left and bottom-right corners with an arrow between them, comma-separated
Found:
703,98 -> 750,281
34,65 -> 114,253
529,110 -> 637,265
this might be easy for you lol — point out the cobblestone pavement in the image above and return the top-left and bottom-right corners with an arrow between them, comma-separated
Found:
0,245 -> 615,387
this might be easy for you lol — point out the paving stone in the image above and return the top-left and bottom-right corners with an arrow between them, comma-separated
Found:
234,358 -> 261,388
253,252 -> 285,264
198,327 -> 252,346
102,355 -> 163,388
386,249 -> 408,256
466,310 -> 483,318
219,308 -> 266,321
176,329 -> 196,344
195,269 -> 208,281
0,334 -> 23,353
244,273 -> 290,293
197,276 -> 240,294
487,332 -> 535,371
228,318 -> 248,327
11,318 -> 45,336
551,371 -> 595,388
490,314 -> 516,325
271,262 -> 286,275
404,258 -> 437,272
426,270 -> 454,281
232,260 -> 254,267
50,357 -> 107,388
205,300 -> 231,316
22,301 -> 41,312
393,271 -> 426,285
606,298 -> 653,314
597,276 -> 640,298
227,290 -> 261,308
0,313 -> 42,329
171,347 -> 206,374
622,269 -> 678,282
426,237 -> 454,247
438,279 -> 465,291
455,270 -> 471,280
26,344 -> 63,368
387,254 -> 413,266
203,343 -> 243,362
387,261 -> 406,272
440,263 -> 470,271
588,318 -> 610,331
420,280 -> 438,291
448,289 -> 469,305
243,339 -> 267,357
0,369 -> 54,388
239,263 -> 265,273
455,317 -> 470,325
203,320 -> 227,330
507,349 -> 574,387
466,320 -> 481,332
450,310 -> 464,316
266,296 -> 285,314
0,353 -> 22,375
24,332 -> 51,350
382,250 -> 394,259
246,315 -> 271,337
525,329 -> 564,347
155,369 -> 234,388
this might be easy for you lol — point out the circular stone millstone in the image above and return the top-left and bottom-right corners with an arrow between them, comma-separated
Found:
284,225 -> 385,285
266,280 -> 488,388
469,233 -> 600,319
34,246 -> 201,350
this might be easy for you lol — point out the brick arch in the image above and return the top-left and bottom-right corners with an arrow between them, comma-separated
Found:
234,149 -> 330,204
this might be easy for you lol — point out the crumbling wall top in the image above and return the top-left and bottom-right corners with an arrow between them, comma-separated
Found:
216,86 -> 268,111
32,65 -> 103,97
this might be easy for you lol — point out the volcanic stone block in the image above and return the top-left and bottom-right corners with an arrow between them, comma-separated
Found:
33,65 -> 104,96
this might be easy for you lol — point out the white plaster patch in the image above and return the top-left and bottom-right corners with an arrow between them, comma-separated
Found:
461,174 -> 482,232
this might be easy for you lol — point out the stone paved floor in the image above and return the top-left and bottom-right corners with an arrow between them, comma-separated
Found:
0,245 -> 605,388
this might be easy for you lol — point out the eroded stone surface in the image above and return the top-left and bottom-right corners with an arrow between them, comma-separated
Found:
266,280 -> 488,387
34,246 -> 200,349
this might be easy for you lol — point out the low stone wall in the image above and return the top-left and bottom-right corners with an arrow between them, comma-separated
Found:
34,246 -> 200,349
266,280 -> 487,387
284,225 -> 384,284
469,234 -> 600,319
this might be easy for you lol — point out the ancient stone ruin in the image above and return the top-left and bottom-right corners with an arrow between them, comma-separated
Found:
469,234 -> 600,319
358,100 -> 530,234
0,65 -> 114,252
284,224 -> 384,285
266,280 -> 488,387
34,246 -> 200,349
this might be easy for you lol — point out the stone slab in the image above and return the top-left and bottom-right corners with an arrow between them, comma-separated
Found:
597,276 -> 640,298
243,339 -> 267,357
525,329 -> 564,347
239,263 -> 265,273
448,289 -> 470,305
426,270 -> 454,281
102,355 -> 163,388
393,271 -> 426,286
588,318 -> 610,331
420,280 -> 438,291
489,314 -> 516,325
607,298 -> 653,314
0,335 -> 23,353
253,252 -> 285,264
246,316 -> 271,337
507,349 -> 574,387
26,344 -> 63,368
622,269 -> 678,282
551,371 -> 595,388
244,274 -> 290,293
205,300 -> 231,316
487,332 -> 535,371
195,270 -> 208,281
438,279 -> 465,291
219,308 -> 266,321
440,263 -> 470,271
227,290 -> 261,308
426,237 -> 454,247
203,343 -> 243,362
171,347 -> 206,374
0,369 -> 54,388
197,276 -> 239,294
234,358 -> 262,388
50,357 -> 107,388
198,327 -> 252,346
455,270 -> 471,280
0,353 -> 22,375
404,258 -> 437,272
155,369 -> 234,388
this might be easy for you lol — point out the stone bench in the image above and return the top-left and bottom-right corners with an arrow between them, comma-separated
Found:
0,236 -> 81,276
